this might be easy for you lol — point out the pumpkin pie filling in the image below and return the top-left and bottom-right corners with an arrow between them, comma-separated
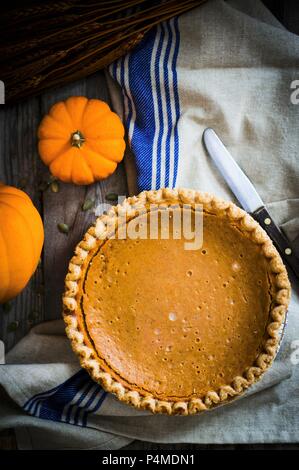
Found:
76,208 -> 275,401
64,189 -> 290,413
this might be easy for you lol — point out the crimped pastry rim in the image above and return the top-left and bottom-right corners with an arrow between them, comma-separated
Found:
62,188 -> 291,415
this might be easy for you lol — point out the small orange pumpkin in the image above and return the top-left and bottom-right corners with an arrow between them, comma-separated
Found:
38,96 -> 125,185
0,184 -> 44,303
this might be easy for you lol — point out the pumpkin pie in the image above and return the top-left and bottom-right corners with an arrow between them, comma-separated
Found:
63,188 -> 290,415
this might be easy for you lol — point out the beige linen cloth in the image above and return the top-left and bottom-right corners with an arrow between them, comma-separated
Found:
0,0 -> 299,449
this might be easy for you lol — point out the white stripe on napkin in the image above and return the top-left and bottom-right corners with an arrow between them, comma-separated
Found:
150,25 -> 162,190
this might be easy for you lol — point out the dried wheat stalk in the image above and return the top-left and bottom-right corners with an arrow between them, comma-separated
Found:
1,0 -> 207,103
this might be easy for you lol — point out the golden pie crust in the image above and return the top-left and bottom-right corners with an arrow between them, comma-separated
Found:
63,188 -> 291,415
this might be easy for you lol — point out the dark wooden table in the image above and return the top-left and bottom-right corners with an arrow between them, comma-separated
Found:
0,0 -> 298,451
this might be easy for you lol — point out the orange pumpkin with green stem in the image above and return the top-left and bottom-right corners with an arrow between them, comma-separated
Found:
0,184 -> 44,303
38,96 -> 125,185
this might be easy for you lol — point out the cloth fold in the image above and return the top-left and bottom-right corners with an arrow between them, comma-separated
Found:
1,0 -> 299,449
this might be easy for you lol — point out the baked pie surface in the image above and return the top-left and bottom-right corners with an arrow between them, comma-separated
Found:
63,189 -> 290,415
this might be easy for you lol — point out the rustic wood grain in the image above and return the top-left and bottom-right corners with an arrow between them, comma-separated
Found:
0,97 -> 45,352
0,429 -> 17,450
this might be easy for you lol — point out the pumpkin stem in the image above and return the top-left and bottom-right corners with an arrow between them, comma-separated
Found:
71,130 -> 85,148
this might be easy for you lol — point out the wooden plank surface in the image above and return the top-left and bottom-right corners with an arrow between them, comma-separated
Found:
0,96 -> 45,351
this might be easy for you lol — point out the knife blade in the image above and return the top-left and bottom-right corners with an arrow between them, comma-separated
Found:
203,127 -> 299,279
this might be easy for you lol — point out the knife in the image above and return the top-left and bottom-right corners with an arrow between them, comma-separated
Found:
203,127 -> 299,279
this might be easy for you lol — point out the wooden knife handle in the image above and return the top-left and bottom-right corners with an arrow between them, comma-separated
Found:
252,206 -> 299,280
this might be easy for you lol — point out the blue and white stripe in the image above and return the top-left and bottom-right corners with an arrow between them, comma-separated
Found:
109,17 -> 180,191
23,370 -> 106,427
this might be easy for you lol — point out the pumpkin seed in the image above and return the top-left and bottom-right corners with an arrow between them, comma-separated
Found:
57,223 -> 69,234
8,321 -> 19,332
105,192 -> 118,202
2,302 -> 12,313
82,198 -> 94,211
50,181 -> 59,193
38,175 -> 57,192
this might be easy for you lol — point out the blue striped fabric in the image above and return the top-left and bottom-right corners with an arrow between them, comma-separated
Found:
23,370 -> 106,427
109,17 -> 181,191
